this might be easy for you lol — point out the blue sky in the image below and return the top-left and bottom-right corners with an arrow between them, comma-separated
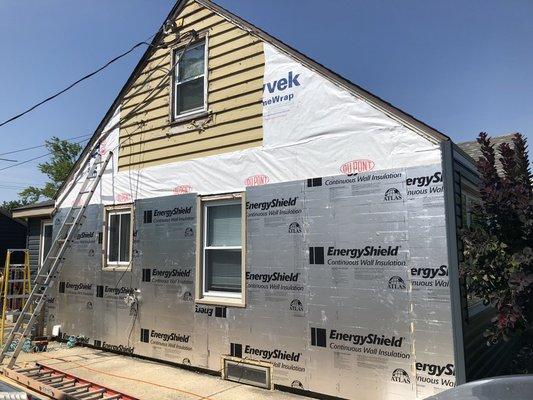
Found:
0,0 -> 532,202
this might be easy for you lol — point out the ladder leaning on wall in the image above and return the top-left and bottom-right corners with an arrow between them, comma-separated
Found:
0,149 -> 113,369
0,249 -> 31,345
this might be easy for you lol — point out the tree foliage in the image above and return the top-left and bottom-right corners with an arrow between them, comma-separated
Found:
461,132 -> 533,343
0,137 -> 82,211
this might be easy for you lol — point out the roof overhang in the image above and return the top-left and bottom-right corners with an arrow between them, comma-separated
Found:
12,205 -> 54,219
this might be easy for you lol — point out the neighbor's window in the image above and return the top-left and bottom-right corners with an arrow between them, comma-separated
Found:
173,40 -> 207,119
197,196 -> 245,305
106,207 -> 132,267
40,221 -> 53,268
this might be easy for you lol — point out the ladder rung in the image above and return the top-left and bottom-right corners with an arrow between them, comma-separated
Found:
6,279 -> 27,283
102,396 -> 122,400
6,294 -> 29,299
64,383 -> 91,393
8,264 -> 27,267
78,389 -> 106,399
50,378 -> 76,388
15,366 -> 41,373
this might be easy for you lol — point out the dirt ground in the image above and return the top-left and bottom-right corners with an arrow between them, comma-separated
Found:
4,342 -> 308,400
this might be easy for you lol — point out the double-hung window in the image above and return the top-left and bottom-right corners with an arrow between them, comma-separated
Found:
197,196 -> 245,306
173,40 -> 207,119
105,206 -> 132,268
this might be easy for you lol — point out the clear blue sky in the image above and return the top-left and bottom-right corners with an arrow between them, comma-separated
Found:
1,0 -> 532,202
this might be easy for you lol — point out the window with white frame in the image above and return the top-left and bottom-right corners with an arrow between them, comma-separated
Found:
173,40 -> 207,119
40,221 -> 53,268
199,197 -> 244,303
106,207 -> 132,268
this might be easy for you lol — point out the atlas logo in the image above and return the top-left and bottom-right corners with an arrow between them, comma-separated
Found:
411,265 -> 448,279
416,362 -> 455,377
263,71 -> 301,94
406,171 -> 442,187
244,174 -> 269,187
289,299 -> 304,312
384,188 -> 402,202
340,159 -> 375,175
288,222 -> 301,233
391,368 -> 411,384
182,291 -> 193,302
291,380 -> 304,389
388,276 -> 406,290
246,197 -> 298,211
231,342 -> 302,362
246,272 -> 300,283
184,227 -> 194,237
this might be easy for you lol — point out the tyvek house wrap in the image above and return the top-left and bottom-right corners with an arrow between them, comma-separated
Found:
51,42 -> 456,399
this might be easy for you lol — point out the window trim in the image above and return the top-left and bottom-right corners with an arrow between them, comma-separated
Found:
171,34 -> 209,122
103,204 -> 133,271
39,220 -> 53,270
195,193 -> 246,307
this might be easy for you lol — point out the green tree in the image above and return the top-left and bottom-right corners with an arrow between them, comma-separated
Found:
1,137 -> 82,211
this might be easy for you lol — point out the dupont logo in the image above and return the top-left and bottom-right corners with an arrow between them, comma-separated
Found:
384,188 -> 402,202
309,247 -> 324,265
289,299 -> 304,312
340,159 -> 375,175
288,222 -> 301,233
391,368 -> 411,384
172,185 -> 193,195
388,276 -> 406,290
115,193 -> 132,203
244,174 -> 269,187
310,327 -> 327,347
306,177 -> 322,187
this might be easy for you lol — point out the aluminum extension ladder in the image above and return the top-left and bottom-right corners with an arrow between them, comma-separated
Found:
0,150 -> 113,369
0,249 -> 31,345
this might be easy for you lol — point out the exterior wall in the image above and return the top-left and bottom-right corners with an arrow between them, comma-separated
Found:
118,0 -> 264,169
0,213 -> 26,268
27,217 -> 43,278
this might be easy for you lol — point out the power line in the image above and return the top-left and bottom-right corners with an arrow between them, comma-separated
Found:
0,134 -> 92,156
0,33 -> 163,129
0,137 -> 90,173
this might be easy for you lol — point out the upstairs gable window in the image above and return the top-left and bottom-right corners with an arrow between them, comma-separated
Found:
173,40 -> 207,119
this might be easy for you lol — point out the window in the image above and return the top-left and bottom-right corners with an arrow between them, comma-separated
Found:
105,207 -> 132,268
40,221 -> 53,268
196,195 -> 245,306
173,40 -> 207,119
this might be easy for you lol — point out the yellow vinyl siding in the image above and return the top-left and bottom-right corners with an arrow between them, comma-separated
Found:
118,0 -> 264,169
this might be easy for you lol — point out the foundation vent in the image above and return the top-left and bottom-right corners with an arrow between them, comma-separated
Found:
222,356 -> 272,389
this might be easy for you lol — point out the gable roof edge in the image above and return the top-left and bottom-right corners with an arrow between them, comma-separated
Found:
197,0 -> 449,145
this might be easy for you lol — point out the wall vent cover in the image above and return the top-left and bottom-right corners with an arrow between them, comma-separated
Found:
222,356 -> 272,389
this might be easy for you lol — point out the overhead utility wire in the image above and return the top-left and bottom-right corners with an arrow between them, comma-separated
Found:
0,134 -> 92,156
0,137 -> 90,173
0,31 -> 165,129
